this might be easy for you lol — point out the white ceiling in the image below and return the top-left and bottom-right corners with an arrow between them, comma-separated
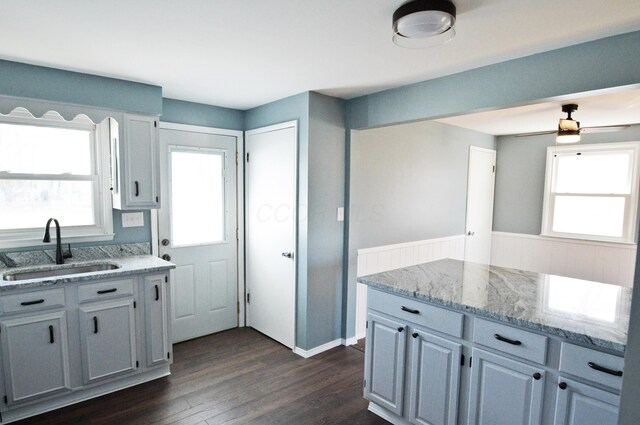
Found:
1,1 -> 640,110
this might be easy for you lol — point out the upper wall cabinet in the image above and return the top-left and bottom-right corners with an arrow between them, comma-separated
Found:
111,114 -> 160,210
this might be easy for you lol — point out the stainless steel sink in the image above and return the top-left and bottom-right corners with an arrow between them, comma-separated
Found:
2,263 -> 120,281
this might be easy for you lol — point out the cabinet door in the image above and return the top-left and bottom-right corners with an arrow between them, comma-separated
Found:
144,274 -> 170,367
0,311 -> 71,405
468,348 -> 545,425
79,299 -> 137,384
408,328 -> 461,425
554,378 -> 619,425
364,312 -> 406,416
122,114 -> 159,208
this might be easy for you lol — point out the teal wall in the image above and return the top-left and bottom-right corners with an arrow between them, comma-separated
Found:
493,125 -> 640,235
162,98 -> 244,130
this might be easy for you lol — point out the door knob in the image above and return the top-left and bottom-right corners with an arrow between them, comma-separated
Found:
282,252 -> 294,259
162,254 -> 171,261
161,239 -> 170,246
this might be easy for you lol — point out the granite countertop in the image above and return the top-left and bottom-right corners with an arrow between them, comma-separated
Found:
357,258 -> 632,352
0,255 -> 175,291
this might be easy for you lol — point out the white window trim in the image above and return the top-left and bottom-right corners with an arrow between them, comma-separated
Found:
0,107 -> 114,249
541,141 -> 640,244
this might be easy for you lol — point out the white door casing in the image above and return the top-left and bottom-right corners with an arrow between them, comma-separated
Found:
464,147 -> 497,264
245,121 -> 297,349
158,124 -> 240,343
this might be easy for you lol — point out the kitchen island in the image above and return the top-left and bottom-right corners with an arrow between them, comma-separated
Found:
358,258 -> 630,425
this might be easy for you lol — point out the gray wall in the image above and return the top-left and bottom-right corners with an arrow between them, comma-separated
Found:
493,124 -> 640,235
162,98 -> 244,131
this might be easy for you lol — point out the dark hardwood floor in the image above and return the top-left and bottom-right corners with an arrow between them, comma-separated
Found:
15,328 -> 389,425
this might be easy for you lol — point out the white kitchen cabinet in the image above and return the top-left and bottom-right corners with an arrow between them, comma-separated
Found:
554,378 -> 619,425
467,348 -> 545,425
408,329 -> 461,425
144,274 -> 170,367
0,310 -> 71,405
79,298 -> 138,384
364,312 -> 406,416
111,114 -> 160,209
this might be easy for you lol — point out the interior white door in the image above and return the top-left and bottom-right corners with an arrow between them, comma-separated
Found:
158,126 -> 238,343
246,122 -> 297,349
464,146 -> 496,264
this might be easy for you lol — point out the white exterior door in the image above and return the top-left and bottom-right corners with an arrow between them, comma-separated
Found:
464,146 -> 496,264
158,125 -> 239,343
245,121 -> 297,349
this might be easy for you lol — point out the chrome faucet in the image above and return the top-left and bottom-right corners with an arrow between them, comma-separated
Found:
43,218 -> 71,265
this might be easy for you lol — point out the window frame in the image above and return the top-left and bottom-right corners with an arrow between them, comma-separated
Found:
541,141 -> 640,244
0,108 -> 114,248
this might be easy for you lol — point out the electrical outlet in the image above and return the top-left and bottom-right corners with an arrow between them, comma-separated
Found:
122,212 -> 144,228
337,207 -> 344,222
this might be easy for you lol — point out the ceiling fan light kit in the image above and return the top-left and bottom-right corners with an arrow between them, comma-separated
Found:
556,104 -> 581,144
392,0 -> 456,48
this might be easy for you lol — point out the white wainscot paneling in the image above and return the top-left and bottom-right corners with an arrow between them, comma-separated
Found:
355,235 -> 466,339
491,232 -> 636,287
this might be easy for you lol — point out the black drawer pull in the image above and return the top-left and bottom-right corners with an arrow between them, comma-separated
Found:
21,299 -> 45,306
134,181 -> 139,197
397,327 -> 404,332
93,316 -> 99,334
49,325 -> 54,344
97,288 -> 117,294
412,332 -> 419,338
401,306 -> 420,314
559,382 -> 568,390
532,372 -> 541,380
588,362 -> 623,377
155,284 -> 159,301
494,334 -> 522,346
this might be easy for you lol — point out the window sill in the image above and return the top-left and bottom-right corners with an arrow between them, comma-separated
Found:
0,233 -> 115,250
538,232 -> 636,247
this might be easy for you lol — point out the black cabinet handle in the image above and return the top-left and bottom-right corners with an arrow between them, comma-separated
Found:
21,299 -> 45,306
155,284 -> 159,301
559,382 -> 568,390
401,306 -> 420,314
134,181 -> 139,197
49,325 -> 54,344
494,334 -> 522,346
97,288 -> 117,294
412,332 -> 419,338
588,362 -> 623,377
93,316 -> 99,334
533,372 -> 541,380
397,327 -> 404,332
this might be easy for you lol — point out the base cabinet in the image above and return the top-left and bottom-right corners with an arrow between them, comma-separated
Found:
467,348 -> 545,425
408,329 -> 461,425
144,274 -> 170,368
79,299 -> 137,384
0,311 -> 71,405
554,378 -> 619,425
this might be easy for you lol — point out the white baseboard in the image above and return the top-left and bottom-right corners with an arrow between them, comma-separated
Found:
293,338 -> 342,358
342,335 -> 360,346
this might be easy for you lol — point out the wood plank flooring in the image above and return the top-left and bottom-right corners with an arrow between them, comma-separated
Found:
15,328 -> 389,425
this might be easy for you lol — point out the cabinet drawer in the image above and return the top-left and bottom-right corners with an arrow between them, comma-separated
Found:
78,278 -> 135,303
0,288 -> 66,315
368,288 -> 464,338
473,318 -> 548,365
559,343 -> 624,391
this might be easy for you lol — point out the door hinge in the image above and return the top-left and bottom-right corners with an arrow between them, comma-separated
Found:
167,352 -> 171,359
492,165 -> 496,173
154,121 -> 157,127
246,152 -> 250,163
469,356 -> 473,368
236,227 -> 239,240
4,395 -> 7,404
236,151 -> 239,164
165,275 -> 168,283
461,354 -> 465,366
156,196 -> 159,203
366,321 -> 368,329
363,379 -> 366,388
136,361 -> 139,368
247,293 -> 250,304
134,301 -> 137,309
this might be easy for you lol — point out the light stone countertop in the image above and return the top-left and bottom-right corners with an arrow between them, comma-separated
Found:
357,258 -> 631,352
0,255 -> 175,291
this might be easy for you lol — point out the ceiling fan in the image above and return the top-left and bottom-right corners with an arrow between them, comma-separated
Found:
515,104 -> 630,144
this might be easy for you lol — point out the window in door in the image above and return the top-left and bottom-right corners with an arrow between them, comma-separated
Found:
169,147 -> 227,247
0,108 -> 113,248
541,142 -> 640,243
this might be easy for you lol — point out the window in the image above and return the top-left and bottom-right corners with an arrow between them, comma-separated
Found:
0,108 -> 113,247
541,142 -> 640,243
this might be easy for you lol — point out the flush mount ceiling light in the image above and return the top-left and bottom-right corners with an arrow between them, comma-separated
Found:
392,0 -> 457,48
